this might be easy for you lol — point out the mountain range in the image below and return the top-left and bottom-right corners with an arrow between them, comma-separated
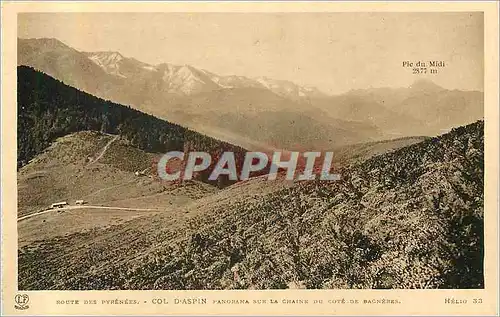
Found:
18,37 -> 483,150
18,38 -> 324,100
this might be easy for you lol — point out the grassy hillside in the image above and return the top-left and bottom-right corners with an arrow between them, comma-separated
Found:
18,121 -> 484,290
17,131 -> 217,217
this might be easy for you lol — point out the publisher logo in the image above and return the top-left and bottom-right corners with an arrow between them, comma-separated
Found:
14,294 -> 29,310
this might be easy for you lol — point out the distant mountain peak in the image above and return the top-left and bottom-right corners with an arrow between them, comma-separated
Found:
409,79 -> 444,92
254,76 -> 326,99
86,51 -> 125,62
101,51 -> 123,58
85,51 -> 127,78
19,37 -> 72,51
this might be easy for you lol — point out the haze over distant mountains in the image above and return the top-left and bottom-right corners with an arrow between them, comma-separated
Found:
18,37 -> 483,150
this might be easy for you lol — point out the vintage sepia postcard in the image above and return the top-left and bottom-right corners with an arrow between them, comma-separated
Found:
1,1 -> 499,316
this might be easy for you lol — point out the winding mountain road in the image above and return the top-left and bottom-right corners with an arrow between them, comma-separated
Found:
87,135 -> 119,166
17,205 -> 161,222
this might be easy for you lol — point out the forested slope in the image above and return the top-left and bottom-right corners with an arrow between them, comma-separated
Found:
17,66 -> 246,171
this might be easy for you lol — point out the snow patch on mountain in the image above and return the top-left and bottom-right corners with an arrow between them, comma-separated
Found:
82,48 -> 326,97
87,52 -> 127,78
157,64 -> 219,95
256,77 -> 325,99
142,65 -> 157,71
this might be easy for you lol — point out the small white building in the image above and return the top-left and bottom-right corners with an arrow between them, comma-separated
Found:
51,201 -> 68,209
75,200 -> 86,205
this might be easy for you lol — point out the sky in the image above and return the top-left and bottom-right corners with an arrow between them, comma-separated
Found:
18,12 -> 484,94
